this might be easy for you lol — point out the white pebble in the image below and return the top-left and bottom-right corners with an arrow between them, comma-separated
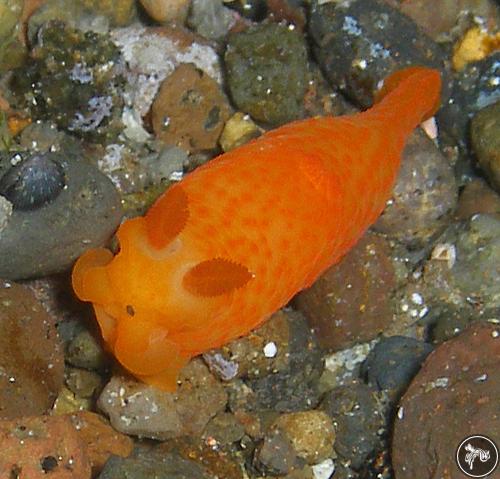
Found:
312,458 -> 335,479
263,341 -> 278,358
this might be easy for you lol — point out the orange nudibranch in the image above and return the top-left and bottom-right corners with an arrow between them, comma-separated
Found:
73,66 -> 441,391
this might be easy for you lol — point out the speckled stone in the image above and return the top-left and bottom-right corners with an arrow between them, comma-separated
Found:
393,322 -> 500,479
158,437 -> 245,479
271,411 -> 335,465
151,63 -> 231,153
321,382 -> 386,471
456,178 -> 500,219
69,411 -> 133,475
438,52 -> 500,150
309,0 -> 449,108
98,447 -> 209,479
0,414 -> 91,478
254,428 -> 300,475
229,311 -> 324,412
98,359 -> 227,440
373,129 -> 458,248
66,329 -> 110,371
225,22 -> 308,125
187,0 -> 236,40
204,310 -> 291,382
202,412 -> 245,445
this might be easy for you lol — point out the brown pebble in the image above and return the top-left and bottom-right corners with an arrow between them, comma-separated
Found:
0,280 -> 64,419
455,178 -> 500,220
152,63 -> 231,153
393,322 -> 500,479
271,411 -> 335,464
69,411 -> 133,475
294,232 -> 396,350
0,414 -> 91,478
139,0 -> 190,23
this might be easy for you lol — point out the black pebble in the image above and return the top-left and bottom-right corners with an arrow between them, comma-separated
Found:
0,153 -> 65,211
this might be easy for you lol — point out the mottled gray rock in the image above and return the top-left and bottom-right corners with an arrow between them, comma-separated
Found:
98,359 -> 227,440
0,151 -> 122,279
309,0 -> 449,108
374,129 -> 458,248
66,329 -> 110,371
99,448 -> 209,479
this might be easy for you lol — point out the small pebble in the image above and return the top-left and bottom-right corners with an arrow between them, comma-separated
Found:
254,429 -> 300,476
98,359 -> 227,440
99,447 -> 209,479
455,178 -> 500,219
151,63 -> 231,153
188,0 -> 236,40
225,23 -> 308,125
139,0 -> 191,23
271,411 -> 335,465
471,100 -> 500,193
361,336 -> 434,402
66,329 -> 110,371
219,112 -> 261,152
320,382 -> 386,471
373,129 -> 458,248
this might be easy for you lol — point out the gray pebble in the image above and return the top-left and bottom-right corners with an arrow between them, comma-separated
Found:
361,336 -> 433,401
0,151 -> 122,279
98,449 -> 209,479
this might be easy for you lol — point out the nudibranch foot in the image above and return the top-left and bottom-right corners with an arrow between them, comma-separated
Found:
72,248 -> 113,301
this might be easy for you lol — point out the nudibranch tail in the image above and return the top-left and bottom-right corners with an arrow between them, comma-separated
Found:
371,66 -> 442,132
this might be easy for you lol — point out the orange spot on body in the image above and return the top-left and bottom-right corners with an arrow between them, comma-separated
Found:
145,184 -> 189,249
183,258 -> 253,297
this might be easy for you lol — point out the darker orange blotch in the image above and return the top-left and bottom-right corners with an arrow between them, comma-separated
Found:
145,184 -> 189,249
183,258 -> 254,297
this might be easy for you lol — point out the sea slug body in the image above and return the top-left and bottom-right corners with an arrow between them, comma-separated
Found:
73,66 -> 441,391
